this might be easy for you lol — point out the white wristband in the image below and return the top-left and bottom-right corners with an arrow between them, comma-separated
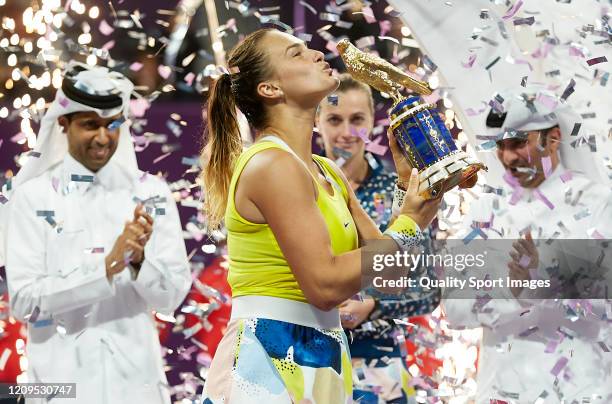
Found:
392,183 -> 406,216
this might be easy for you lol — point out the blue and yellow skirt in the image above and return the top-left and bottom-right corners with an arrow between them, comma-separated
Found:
201,296 -> 353,403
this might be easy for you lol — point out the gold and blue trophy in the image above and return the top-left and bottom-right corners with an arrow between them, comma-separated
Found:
337,40 -> 486,198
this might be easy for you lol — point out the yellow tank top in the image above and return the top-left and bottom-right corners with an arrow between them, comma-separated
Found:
225,139 -> 359,303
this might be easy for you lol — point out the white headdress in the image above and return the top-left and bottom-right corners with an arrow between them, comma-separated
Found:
1,62 -> 136,265
487,86 -> 604,183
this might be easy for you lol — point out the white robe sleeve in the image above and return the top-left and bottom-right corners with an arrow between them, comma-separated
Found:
442,194 -> 526,329
131,182 -> 191,314
5,187 -> 115,321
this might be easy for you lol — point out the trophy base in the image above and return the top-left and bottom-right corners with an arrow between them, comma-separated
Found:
418,151 -> 487,199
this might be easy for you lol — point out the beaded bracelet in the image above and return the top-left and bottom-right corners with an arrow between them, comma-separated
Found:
391,183 -> 406,216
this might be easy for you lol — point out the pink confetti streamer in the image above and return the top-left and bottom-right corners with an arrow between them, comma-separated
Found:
350,126 -> 371,143
550,357 -> 568,376
58,96 -> 70,108
588,228 -> 605,240
461,53 -> 477,68
130,98 -> 150,117
509,188 -> 524,205
102,40 -> 115,51
536,93 -> 558,110
153,152 -> 172,164
129,62 -> 143,71
10,132 -> 26,143
559,170 -> 573,183
51,177 -> 60,193
184,72 -> 195,86
379,20 -> 391,36
531,42 -> 552,59
158,65 -> 172,80
541,156 -> 552,178
502,0 -> 524,20
326,40 -> 339,55
361,6 -> 377,23
422,91 -> 441,105
569,46 -> 585,58
544,340 -> 560,353
586,56 -> 608,66
99,19 -> 114,35
534,189 -> 554,210
365,136 -> 388,156
503,170 -> 520,187
0,139 -> 3,151
466,105 -> 487,116
518,254 -> 531,268
375,117 -> 390,127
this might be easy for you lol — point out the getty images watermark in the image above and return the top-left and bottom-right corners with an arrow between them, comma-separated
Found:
370,250 -> 550,291
360,239 -> 612,299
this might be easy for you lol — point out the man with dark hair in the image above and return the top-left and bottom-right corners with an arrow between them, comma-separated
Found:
443,88 -> 612,403
2,63 -> 191,404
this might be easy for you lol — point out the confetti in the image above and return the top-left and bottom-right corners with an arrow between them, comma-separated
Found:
560,79 -> 576,102
327,94 -> 338,106
99,19 -> 114,35
480,37 -> 499,47
58,96 -> 70,108
153,152 -> 172,164
572,208 -> 591,221
586,56 -> 607,66
541,156 -> 552,178
26,306 -> 41,323
421,54 -> 438,72
550,356 -> 568,376
129,62 -> 143,71
461,53 -> 477,68
319,12 -> 340,22
485,56 -> 501,70
518,325 -> 538,337
182,322 -> 203,339
332,147 -> 352,160
158,65 -> 172,80
378,36 -> 400,45
355,36 -> 376,48
299,1 -> 316,15
71,174 -> 94,182
559,171 -> 573,183
0,348 -> 11,371
513,16 -> 535,26
502,0 -> 524,20
181,157 -> 200,167
350,126 -> 371,144
365,136 -> 388,156
33,318 -> 53,328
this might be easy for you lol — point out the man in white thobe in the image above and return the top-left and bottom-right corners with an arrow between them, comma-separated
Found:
2,63 -> 191,403
443,88 -> 612,403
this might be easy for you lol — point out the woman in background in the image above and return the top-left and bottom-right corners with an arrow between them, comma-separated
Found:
317,74 -> 440,403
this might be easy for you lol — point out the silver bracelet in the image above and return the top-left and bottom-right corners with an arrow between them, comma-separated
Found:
392,183 -> 406,216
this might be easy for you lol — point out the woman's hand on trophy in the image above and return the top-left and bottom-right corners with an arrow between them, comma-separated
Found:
387,127 -> 414,182
400,168 -> 442,230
